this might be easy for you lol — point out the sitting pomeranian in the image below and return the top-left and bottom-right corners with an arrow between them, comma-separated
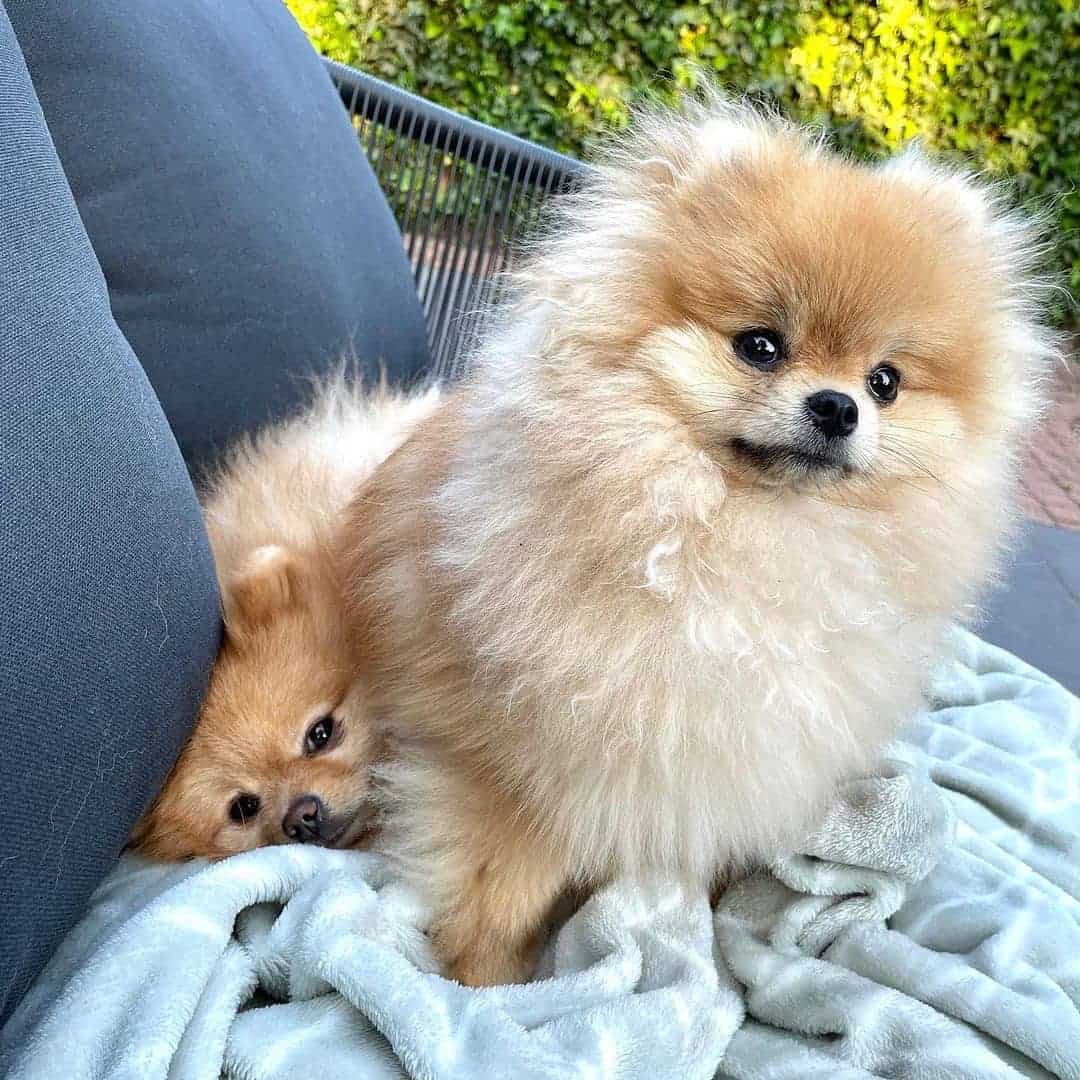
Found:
340,92 -> 1057,984
131,377 -> 440,859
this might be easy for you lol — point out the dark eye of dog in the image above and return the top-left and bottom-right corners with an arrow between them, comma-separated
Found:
733,328 -> 785,369
305,716 -> 335,754
867,364 -> 901,403
228,793 -> 260,825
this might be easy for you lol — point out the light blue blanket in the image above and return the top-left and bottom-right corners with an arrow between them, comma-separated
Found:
3,629 -> 1078,1079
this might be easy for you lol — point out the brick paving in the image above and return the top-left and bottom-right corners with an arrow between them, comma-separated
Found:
1018,364 -> 1080,530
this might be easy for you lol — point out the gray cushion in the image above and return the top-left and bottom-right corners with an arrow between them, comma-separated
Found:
980,521 -> 1080,695
0,1 -> 219,1028
8,0 -> 430,467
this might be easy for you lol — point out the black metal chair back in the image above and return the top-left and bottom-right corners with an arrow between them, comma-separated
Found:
327,60 -> 586,378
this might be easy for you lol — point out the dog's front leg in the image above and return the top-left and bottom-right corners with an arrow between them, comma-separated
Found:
427,802 -> 569,987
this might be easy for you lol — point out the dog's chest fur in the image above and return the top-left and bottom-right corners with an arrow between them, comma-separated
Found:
429,408 -> 952,881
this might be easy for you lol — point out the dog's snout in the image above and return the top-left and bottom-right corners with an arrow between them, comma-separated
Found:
806,390 -> 858,438
282,795 -> 324,843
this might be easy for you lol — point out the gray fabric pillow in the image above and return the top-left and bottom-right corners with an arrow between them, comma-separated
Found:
980,521 -> 1080,694
8,0 -> 430,468
0,1 -> 220,1028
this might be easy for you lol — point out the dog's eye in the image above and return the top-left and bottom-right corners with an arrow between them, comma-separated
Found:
228,793 -> 261,825
733,328 -> 785,370
305,716 -> 335,754
867,364 -> 901,404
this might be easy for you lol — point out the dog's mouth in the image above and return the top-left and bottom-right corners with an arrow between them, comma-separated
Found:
323,806 -> 374,850
730,437 -> 853,478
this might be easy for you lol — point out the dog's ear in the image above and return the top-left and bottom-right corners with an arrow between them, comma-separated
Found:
222,545 -> 301,635
127,796 -> 200,861
126,808 -> 153,852
876,144 -> 998,235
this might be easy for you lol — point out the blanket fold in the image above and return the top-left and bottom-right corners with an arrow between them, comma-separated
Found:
3,628 -> 1077,1080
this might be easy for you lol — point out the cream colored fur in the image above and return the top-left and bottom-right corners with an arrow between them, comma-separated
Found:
342,91 -> 1059,984
203,375 -> 442,584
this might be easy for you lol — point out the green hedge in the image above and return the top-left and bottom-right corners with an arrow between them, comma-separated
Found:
287,0 -> 1079,322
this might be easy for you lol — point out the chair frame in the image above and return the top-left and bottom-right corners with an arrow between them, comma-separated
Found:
326,59 -> 587,377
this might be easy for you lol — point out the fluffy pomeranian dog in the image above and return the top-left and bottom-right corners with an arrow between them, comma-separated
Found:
341,91 -> 1057,985
131,377 -> 440,859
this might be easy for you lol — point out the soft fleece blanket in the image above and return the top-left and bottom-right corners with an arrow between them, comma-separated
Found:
3,628 -> 1078,1079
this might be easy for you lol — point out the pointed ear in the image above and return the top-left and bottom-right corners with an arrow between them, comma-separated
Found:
222,545 -> 300,634
126,808 -> 152,852
877,144 -> 995,232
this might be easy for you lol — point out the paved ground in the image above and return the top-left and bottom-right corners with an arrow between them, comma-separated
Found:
1019,364 -> 1080,530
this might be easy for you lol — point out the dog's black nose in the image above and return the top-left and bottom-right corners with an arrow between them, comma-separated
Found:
806,390 -> 858,438
282,795 -> 324,843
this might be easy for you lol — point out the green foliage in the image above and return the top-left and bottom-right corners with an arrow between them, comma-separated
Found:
286,0 -> 1079,321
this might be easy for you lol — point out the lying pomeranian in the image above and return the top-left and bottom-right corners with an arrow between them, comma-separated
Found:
131,377 -> 440,859
341,93 -> 1057,984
